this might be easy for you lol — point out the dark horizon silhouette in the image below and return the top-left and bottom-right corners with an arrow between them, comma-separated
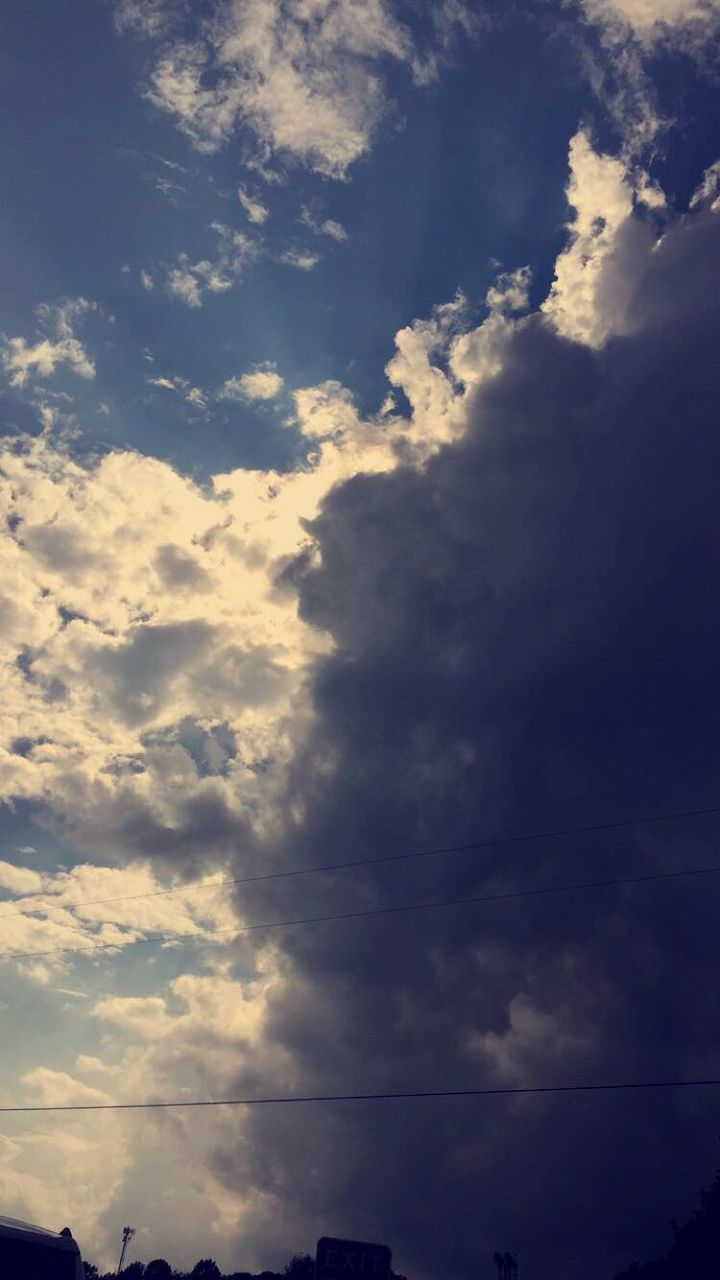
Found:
82,1166 -> 720,1280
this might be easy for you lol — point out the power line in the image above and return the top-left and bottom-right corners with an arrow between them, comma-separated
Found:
3,861 -> 720,964
1,801 -> 719,925
2,1077 -> 720,1114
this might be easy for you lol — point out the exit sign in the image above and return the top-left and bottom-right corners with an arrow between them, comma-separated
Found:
315,1238 -> 392,1280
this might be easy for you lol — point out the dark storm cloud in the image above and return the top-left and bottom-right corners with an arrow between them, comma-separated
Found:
209,206 -> 720,1280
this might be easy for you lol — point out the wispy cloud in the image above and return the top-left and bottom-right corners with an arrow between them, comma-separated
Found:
280,248 -> 320,272
300,206 -> 349,242
238,186 -> 269,225
149,223 -> 257,307
1,299 -> 97,388
114,0 -> 181,37
147,373 -> 207,409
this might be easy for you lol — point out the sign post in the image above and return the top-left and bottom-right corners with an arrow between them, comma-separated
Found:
315,1237 -> 392,1280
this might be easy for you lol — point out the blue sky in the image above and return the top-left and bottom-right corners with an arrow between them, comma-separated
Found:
3,0 -> 706,474
2,2 -> 720,1277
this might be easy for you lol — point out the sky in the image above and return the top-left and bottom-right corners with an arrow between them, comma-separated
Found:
1,1 -> 720,1276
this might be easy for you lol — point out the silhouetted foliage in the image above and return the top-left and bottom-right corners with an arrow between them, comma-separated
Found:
144,1261 -> 172,1280
83,1265 -> 99,1280
616,1170 -> 720,1278
284,1255 -> 314,1280
90,1248 -> 400,1280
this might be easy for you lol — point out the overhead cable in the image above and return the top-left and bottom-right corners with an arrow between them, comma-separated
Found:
2,1077 -> 720,1114
1,801 -> 718,923
3,861 -> 719,964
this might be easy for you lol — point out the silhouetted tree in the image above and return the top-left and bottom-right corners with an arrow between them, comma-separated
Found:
616,1169 -> 720,1278
191,1261 -> 221,1279
284,1254 -> 314,1280
144,1261 -> 172,1280
83,1264 -> 99,1280
120,1264 -> 145,1280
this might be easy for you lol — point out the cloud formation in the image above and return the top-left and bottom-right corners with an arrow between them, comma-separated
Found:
1,300 -> 97,388
209,192 -> 720,1280
579,0 -> 720,148
301,208 -> 349,242
583,0 -> 720,39
155,223 -> 256,307
219,365 -> 284,402
135,0 -> 414,178
3,123 -> 720,1280
114,0 -> 181,36
238,186 -> 270,225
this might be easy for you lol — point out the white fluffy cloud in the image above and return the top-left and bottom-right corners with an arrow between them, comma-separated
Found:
0,442 -> 307,844
542,131 -> 664,348
484,265 -> 531,314
0,858 -> 238,976
219,365 -> 284,401
1,299 -> 97,388
131,0 -> 414,178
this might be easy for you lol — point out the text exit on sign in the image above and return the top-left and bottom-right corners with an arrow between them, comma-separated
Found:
314,1237 -> 392,1280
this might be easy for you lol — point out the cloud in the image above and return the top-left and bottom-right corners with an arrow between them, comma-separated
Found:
691,158 -> 720,210
204,195 -> 720,1280
542,130 -> 663,347
484,265 -> 531,314
139,0 -> 415,178
3,135 -> 720,1280
148,373 -> 208,408
300,207 -> 349,242
0,952 -> 289,1272
114,0 -> 181,37
154,175 -> 186,201
0,355 -> 403,856
219,365 -> 284,402
154,224 -> 256,307
238,186 -> 270,225
280,249 -> 320,271
1,299 -> 97,388
578,0 -> 720,148
0,862 -> 44,895
581,0 -> 720,40
0,855 -> 238,973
